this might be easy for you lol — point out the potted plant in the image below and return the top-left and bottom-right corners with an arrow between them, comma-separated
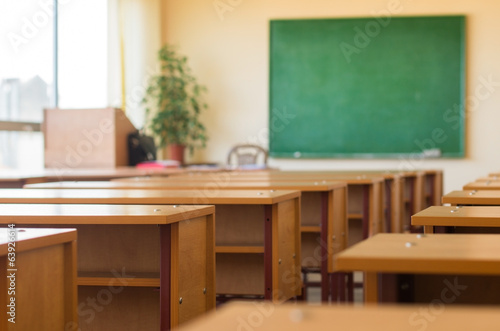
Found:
143,44 -> 208,165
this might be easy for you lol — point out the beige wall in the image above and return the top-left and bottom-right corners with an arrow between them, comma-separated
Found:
161,0 -> 500,194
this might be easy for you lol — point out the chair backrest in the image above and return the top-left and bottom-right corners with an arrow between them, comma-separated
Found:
227,144 -> 268,168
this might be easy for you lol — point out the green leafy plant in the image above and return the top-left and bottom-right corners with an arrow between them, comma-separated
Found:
143,44 -> 208,153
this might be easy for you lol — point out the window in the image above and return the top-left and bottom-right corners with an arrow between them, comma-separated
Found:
58,0 -> 108,108
0,0 -> 108,169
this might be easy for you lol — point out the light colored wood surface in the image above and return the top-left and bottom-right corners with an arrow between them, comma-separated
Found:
77,286 -> 160,330
412,205 -> 500,228
43,108 -> 136,168
0,166 -> 226,185
23,176 -> 374,242
334,233 -> 500,275
7,188 -> 300,205
488,171 -> 500,177
120,172 -> 386,185
0,206 -> 215,330
176,216 -> 210,325
0,203 -> 215,225
0,189 -> 302,302
476,176 -> 500,181
7,183 -> 338,300
0,228 -> 77,331
0,227 -> 76,248
123,172 -> 380,243
0,172 -> 47,188
41,166 -> 190,180
335,232 -> 500,304
442,190 -> 500,205
26,179 -> 344,191
154,169 -> 441,233
179,301 -> 500,331
463,181 -> 500,190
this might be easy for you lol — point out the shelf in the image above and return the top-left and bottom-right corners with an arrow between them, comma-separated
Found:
215,246 -> 264,254
78,271 -> 160,287
300,226 -> 321,233
348,213 -> 363,220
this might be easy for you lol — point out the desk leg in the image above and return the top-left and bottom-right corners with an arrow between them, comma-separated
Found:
64,239 -> 78,327
424,226 -> 434,234
264,205 -> 273,301
362,185 -> 369,239
364,272 -> 378,304
0,256 -> 6,331
407,178 -> 415,232
321,192 -> 330,302
428,174 -> 435,206
384,180 -> 392,233
160,225 -> 172,331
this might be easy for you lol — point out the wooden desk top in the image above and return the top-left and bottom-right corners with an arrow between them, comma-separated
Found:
474,176 -> 500,182
0,228 -> 76,255
109,178 -> 346,192
412,205 -> 500,227
463,181 -> 500,190
334,233 -> 500,275
179,301 -> 500,331
0,166 -> 225,183
117,174 -> 385,185
25,179 -> 338,193
0,204 -> 215,225
180,169 -> 440,179
0,172 -> 46,182
442,190 -> 500,205
488,171 -> 500,177
171,170 -> 404,180
0,188 -> 300,205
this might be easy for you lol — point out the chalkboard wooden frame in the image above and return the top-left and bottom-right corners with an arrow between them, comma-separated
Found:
269,16 -> 465,159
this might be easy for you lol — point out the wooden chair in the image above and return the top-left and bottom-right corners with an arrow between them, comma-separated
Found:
227,144 -> 268,168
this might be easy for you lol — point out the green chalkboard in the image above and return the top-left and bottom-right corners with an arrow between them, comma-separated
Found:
269,16 -> 465,158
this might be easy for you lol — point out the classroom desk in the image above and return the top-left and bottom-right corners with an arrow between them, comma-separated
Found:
114,172 -> 385,240
0,203 -> 215,330
334,233 -> 500,304
130,179 -> 348,302
488,171 -> 500,177
0,166 -> 224,187
14,180 -> 345,302
473,176 -> 499,182
178,301 -> 500,331
462,181 -> 500,190
170,168 -> 443,232
411,205 -> 500,234
144,171 -> 400,232
26,177 -> 380,239
1,227 -> 77,331
0,189 -> 302,304
0,171 -> 47,188
442,190 -> 500,205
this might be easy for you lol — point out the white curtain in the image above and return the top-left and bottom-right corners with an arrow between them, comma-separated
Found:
108,0 -> 161,130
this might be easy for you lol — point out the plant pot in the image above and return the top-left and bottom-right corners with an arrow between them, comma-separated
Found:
168,144 -> 186,165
